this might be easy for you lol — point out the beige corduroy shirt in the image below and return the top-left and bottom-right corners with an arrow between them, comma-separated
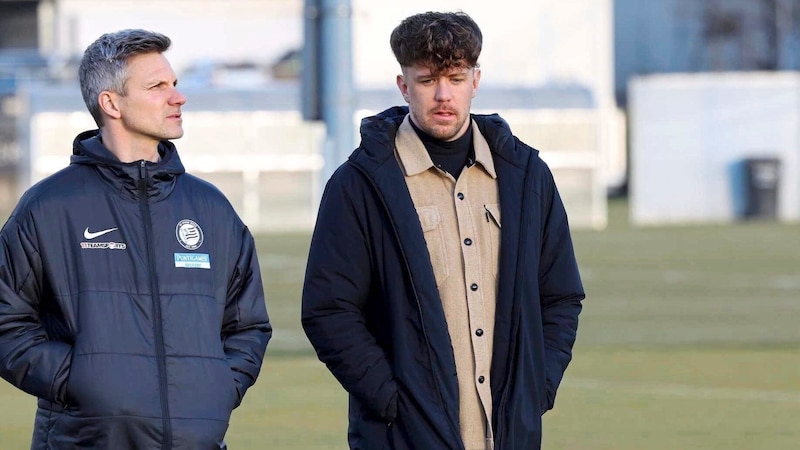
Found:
394,116 -> 500,450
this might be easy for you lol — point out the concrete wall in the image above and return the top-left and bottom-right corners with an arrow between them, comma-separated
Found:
16,83 -> 613,231
629,71 -> 800,225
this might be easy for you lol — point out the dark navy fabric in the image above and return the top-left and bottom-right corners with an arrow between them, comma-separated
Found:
302,106 -> 585,449
0,130 -> 271,449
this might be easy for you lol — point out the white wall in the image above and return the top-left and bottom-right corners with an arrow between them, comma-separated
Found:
629,72 -> 800,225
39,0 -> 303,73
24,107 -> 325,232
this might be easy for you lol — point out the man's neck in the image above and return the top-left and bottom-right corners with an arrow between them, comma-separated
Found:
409,118 -> 473,178
99,129 -> 161,163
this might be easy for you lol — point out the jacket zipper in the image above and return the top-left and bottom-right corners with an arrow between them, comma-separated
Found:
139,161 -> 173,449
351,162 -> 464,450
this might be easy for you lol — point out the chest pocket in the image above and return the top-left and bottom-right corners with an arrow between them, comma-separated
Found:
415,206 -> 450,285
484,203 -> 501,279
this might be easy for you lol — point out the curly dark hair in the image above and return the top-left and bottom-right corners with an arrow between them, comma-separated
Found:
390,11 -> 482,75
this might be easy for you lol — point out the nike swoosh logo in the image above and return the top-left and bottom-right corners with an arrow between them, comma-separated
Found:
84,227 -> 118,240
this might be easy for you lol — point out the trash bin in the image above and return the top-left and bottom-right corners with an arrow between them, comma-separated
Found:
731,157 -> 781,220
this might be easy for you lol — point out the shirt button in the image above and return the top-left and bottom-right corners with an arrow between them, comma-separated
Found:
470,283 -> 478,291
464,238 -> 472,246
475,329 -> 484,336
457,192 -> 464,200
478,376 -> 485,384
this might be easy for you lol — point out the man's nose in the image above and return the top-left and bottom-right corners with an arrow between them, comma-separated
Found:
171,88 -> 187,106
434,80 -> 452,101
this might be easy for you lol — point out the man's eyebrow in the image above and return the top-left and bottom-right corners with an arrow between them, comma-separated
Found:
144,75 -> 177,85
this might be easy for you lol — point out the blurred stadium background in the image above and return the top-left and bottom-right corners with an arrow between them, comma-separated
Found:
1,0 -> 799,448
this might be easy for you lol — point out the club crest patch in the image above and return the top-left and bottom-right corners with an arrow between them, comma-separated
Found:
176,219 -> 204,250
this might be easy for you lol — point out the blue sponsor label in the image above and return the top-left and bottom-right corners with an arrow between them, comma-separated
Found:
174,253 -> 211,269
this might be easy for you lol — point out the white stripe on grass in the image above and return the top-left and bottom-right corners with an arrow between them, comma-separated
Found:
581,267 -> 800,291
565,377 -> 800,403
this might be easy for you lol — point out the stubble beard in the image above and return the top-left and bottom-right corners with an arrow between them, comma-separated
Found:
415,110 -> 466,142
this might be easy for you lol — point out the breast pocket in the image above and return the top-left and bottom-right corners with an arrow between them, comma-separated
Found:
415,206 -> 450,285
484,203 -> 501,279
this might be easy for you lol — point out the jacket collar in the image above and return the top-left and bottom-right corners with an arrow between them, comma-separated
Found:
70,129 -> 186,201
394,115 -> 497,179
350,106 -> 532,176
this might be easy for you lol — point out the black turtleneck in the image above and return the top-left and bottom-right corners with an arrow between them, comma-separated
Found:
409,118 -> 474,179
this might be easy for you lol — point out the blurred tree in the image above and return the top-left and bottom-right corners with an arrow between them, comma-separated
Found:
695,0 -> 800,71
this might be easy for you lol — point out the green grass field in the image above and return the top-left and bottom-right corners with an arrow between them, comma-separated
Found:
1,199 -> 798,449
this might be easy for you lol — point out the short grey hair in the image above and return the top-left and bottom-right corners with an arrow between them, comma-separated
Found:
79,29 -> 171,126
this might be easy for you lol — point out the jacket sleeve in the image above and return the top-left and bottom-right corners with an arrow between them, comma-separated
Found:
301,169 -> 398,421
222,227 -> 271,407
537,164 -> 585,412
0,216 -> 72,404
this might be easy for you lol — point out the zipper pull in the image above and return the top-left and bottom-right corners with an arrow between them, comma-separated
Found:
138,160 -> 149,191
484,205 -> 490,222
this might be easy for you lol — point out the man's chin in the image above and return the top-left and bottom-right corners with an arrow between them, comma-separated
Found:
163,130 -> 184,140
428,126 -> 460,142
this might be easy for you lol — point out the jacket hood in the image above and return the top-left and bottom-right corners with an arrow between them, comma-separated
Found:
348,106 -> 408,174
70,129 -> 186,201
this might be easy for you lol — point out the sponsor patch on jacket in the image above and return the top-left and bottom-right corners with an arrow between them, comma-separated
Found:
80,241 -> 127,250
174,253 -> 211,269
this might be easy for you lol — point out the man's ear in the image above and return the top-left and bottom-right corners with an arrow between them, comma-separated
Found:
396,74 -> 410,103
98,91 -> 122,120
472,68 -> 481,98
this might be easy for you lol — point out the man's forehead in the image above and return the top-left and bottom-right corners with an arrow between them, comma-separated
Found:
126,53 -> 176,78
408,64 -> 473,77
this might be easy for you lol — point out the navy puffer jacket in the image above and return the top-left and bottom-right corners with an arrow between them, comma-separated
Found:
0,130 -> 271,449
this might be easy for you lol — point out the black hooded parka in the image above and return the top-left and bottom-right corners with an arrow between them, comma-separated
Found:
302,107 -> 585,449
